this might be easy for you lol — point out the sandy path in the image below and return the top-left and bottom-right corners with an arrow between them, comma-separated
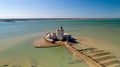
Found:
77,37 -> 120,58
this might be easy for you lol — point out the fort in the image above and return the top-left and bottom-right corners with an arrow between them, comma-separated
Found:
33,26 -> 120,67
33,26 -> 75,48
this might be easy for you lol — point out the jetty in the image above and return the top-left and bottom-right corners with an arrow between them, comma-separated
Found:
33,26 -> 120,67
64,42 -> 120,67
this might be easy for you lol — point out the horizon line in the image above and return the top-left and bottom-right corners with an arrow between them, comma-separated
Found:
0,18 -> 120,19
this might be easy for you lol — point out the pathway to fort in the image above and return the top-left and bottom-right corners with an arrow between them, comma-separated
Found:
64,42 -> 120,67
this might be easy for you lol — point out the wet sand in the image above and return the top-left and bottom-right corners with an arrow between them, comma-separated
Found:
77,37 -> 120,60
32,36 -> 120,67
33,37 -> 60,48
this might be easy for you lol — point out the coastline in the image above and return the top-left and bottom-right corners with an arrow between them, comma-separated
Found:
33,36 -> 120,67
33,36 -> 120,58
0,18 -> 120,22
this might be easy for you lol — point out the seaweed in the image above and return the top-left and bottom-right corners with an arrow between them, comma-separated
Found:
31,60 -> 38,67
68,59 -> 81,64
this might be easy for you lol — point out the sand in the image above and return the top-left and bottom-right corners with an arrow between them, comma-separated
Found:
33,35 -> 120,59
33,37 -> 60,48
77,37 -> 120,59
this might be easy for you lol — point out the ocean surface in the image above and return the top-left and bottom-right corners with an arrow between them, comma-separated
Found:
0,20 -> 120,67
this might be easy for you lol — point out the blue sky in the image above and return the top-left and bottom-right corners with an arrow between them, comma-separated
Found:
0,0 -> 120,18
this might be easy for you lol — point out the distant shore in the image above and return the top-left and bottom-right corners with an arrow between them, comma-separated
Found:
0,18 -> 120,22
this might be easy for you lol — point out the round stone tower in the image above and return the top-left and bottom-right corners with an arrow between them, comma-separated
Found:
56,26 -> 64,41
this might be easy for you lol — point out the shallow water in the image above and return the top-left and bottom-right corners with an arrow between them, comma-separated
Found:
0,20 -> 120,67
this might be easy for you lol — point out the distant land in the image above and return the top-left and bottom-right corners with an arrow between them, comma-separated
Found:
0,18 -> 120,22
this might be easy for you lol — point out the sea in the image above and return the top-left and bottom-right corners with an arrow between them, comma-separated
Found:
0,19 -> 120,67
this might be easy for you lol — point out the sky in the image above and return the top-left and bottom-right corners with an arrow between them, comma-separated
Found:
0,0 -> 120,18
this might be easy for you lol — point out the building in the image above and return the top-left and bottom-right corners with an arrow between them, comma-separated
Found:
44,26 -> 71,43
56,26 -> 64,41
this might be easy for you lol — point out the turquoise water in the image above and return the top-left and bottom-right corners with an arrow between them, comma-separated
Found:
0,20 -> 120,67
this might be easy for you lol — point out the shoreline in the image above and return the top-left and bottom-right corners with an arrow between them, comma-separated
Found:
77,37 -> 120,59
33,36 -> 120,53
0,18 -> 120,22
33,36 -> 120,66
